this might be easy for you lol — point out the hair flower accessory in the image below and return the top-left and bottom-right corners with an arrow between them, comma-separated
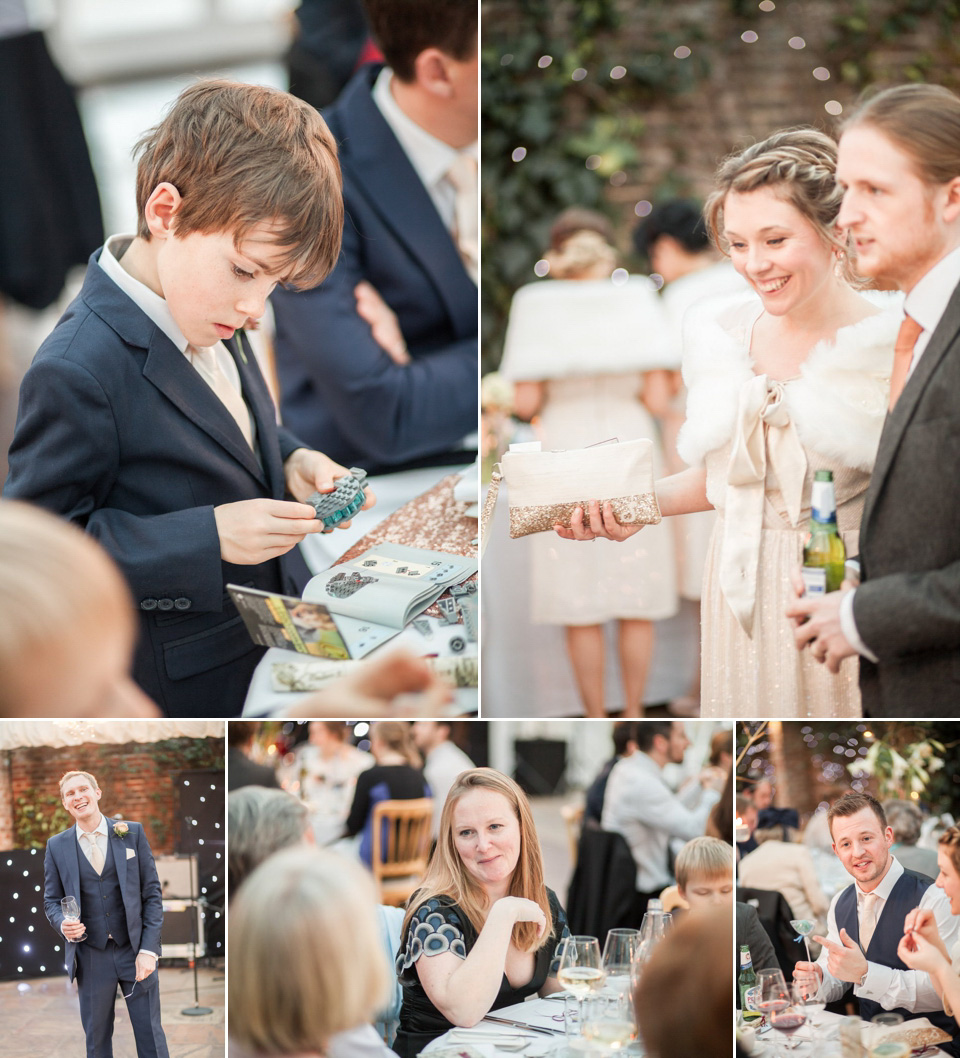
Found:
113,821 -> 130,839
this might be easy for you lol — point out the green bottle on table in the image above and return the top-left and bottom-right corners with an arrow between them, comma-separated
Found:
738,945 -> 759,1019
802,469 -> 846,595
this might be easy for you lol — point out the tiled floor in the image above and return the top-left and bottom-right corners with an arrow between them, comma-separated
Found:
1,964 -> 224,1057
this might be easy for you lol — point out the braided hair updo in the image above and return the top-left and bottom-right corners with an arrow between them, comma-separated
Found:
704,128 -> 857,285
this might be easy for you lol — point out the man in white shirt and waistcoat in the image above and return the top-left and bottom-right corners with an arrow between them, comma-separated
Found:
795,791 -> 960,1052
44,771 -> 168,1058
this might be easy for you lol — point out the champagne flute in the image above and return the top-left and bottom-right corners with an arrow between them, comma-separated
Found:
557,935 -> 605,1027
580,993 -> 637,1051
61,896 -> 86,941
769,983 -> 807,1051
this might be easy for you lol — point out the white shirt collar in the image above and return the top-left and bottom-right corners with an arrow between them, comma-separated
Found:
904,245 -> 960,336
99,234 -> 191,355
76,813 -> 108,843
371,66 -> 477,192
855,854 -> 903,904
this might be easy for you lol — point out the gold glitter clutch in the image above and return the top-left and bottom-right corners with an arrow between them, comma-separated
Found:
497,438 -> 662,539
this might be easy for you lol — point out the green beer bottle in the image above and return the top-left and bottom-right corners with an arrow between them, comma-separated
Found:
738,945 -> 759,1018
802,469 -> 845,595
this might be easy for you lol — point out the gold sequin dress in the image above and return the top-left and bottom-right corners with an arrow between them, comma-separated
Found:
677,294 -> 900,718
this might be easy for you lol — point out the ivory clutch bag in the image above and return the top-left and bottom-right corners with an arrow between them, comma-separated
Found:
497,438 -> 662,538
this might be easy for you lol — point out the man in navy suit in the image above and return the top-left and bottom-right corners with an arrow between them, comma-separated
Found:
44,771 -> 169,1058
4,81 -> 374,715
272,0 -> 478,473
793,793 -> 960,1051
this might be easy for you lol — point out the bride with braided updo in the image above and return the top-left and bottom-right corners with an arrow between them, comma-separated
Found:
558,129 -> 901,717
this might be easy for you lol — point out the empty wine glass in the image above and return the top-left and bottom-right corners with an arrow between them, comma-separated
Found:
557,935 -> 605,1026
602,928 -> 639,1019
61,896 -> 86,941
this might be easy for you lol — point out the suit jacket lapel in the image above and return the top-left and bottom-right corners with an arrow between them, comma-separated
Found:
227,331 -> 285,498
142,329 -> 268,486
862,280 -> 960,535
336,68 -> 477,331
108,824 -> 129,906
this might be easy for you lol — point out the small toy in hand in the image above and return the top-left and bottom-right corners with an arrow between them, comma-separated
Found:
306,468 -> 369,528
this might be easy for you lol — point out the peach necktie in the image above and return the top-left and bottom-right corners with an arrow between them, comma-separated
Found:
888,314 -> 923,411
84,833 -> 104,875
446,153 -> 479,284
187,344 -> 254,450
859,891 -> 880,952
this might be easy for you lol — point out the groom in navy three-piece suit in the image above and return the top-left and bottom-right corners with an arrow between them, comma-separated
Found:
44,771 -> 169,1058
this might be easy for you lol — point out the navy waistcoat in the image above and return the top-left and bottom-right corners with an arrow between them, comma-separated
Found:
77,835 -> 130,950
835,869 -> 958,1048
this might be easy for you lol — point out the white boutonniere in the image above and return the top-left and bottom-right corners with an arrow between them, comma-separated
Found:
113,821 -> 130,839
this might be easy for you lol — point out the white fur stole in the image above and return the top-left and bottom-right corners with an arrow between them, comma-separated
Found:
677,292 -> 902,472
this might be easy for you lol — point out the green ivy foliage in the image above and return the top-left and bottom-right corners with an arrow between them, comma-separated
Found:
481,0 -> 959,373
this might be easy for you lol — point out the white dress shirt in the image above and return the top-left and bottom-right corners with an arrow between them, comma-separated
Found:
98,234 -> 258,451
371,66 -> 478,235
814,856 -> 959,1012
73,814 -> 157,960
601,751 -> 720,893
840,244 -> 960,658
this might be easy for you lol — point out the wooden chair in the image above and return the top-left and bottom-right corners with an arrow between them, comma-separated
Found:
371,798 -> 434,907
560,802 -> 585,866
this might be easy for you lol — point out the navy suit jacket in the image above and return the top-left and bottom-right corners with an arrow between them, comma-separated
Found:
272,63 -> 478,472
4,251 -> 309,713
43,819 -> 163,982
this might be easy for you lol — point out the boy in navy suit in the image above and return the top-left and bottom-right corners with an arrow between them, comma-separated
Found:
4,80 -> 374,715
44,770 -> 168,1057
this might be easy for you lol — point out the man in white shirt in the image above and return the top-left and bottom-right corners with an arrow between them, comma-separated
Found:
601,721 -> 723,915
412,720 -> 474,836
273,0 -> 479,473
794,792 -> 959,1046
43,771 -> 168,1057
789,83 -> 960,714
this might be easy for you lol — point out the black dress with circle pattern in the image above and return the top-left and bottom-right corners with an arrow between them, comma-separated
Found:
392,888 -> 569,1058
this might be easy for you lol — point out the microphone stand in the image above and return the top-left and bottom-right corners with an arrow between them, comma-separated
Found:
180,847 -> 212,1016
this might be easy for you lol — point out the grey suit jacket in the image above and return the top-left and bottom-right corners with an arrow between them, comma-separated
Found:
43,819 -> 163,981
854,277 -> 960,714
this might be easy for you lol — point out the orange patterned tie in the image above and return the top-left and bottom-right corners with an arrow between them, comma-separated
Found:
888,313 -> 923,411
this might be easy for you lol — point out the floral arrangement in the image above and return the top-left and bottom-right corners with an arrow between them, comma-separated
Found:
849,736 -> 945,799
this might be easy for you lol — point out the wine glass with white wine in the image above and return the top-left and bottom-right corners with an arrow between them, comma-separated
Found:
557,935 -> 605,1028
61,896 -> 86,941
580,993 -> 637,1052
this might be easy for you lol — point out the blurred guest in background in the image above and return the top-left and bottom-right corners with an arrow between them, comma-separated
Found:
273,0 -> 478,472
229,846 -> 391,1058
886,799 -> 941,880
736,794 -> 759,858
705,766 -> 735,845
709,728 -> 734,772
227,786 -> 310,895
412,721 -> 475,837
584,721 -> 638,824
738,822 -> 829,933
635,912 -> 732,1058
603,721 -> 723,918
345,721 -> 430,866
394,769 -> 567,1057
501,207 -> 677,717
227,722 -> 280,792
0,500 -> 157,717
286,0 -> 376,111
296,721 -> 373,820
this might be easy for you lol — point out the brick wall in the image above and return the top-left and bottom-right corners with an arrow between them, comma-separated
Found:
1,738 -> 223,853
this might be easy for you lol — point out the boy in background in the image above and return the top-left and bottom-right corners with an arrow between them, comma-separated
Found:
5,80 -> 374,715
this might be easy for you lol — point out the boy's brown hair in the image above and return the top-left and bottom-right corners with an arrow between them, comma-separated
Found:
364,0 -> 477,82
134,79 -> 343,290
